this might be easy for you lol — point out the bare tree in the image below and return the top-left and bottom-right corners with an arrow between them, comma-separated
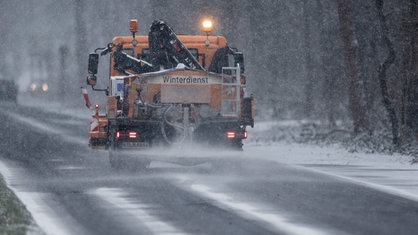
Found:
75,0 -> 87,89
337,0 -> 367,133
404,0 -> 418,141
59,46 -> 69,102
375,0 -> 399,146
316,0 -> 337,127
303,0 -> 314,119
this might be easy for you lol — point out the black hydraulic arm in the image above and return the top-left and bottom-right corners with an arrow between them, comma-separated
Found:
148,20 -> 204,71
209,46 -> 245,74
105,20 -> 205,75
113,44 -> 154,75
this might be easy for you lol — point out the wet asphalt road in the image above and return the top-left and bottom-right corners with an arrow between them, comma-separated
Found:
1,102 -> 418,235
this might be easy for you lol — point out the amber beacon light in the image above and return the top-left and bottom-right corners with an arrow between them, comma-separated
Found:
202,19 -> 213,34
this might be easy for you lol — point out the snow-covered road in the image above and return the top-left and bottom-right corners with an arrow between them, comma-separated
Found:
1,102 -> 418,235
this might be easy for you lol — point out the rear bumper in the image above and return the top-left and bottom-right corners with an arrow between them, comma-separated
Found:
89,117 -> 247,149
89,137 -> 108,149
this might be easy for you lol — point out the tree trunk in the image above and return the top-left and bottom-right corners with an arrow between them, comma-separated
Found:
337,0 -> 367,133
75,0 -> 87,93
405,0 -> 418,141
375,0 -> 399,146
59,46 -> 69,102
303,0 -> 314,119
316,0 -> 337,128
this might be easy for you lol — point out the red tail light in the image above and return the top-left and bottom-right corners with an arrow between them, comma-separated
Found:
226,131 -> 247,139
129,132 -> 137,139
227,132 -> 236,139
116,131 -> 138,139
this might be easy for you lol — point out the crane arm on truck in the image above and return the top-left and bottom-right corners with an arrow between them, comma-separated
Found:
113,44 -> 154,75
99,20 -> 205,77
209,46 -> 245,74
149,20 -> 205,71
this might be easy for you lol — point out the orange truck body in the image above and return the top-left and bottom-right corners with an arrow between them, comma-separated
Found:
88,20 -> 254,152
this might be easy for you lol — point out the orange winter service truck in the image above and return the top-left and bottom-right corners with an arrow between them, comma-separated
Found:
85,19 -> 254,169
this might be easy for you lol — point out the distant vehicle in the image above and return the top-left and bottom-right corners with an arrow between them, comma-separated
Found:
0,80 -> 17,102
29,82 -> 49,94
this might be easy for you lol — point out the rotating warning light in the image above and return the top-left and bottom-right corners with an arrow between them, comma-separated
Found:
129,19 -> 138,33
202,19 -> 213,34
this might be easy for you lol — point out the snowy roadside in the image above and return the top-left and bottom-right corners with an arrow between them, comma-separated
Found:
245,121 -> 418,201
0,161 -> 44,235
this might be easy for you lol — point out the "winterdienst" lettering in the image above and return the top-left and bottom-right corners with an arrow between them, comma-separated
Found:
162,76 -> 209,84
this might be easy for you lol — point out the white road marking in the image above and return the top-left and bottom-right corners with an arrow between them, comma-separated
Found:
91,188 -> 187,235
56,165 -> 85,170
0,160 -> 80,235
16,192 -> 77,235
182,182 -> 329,235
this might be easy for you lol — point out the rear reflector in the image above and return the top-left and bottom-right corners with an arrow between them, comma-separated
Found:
243,131 -> 248,139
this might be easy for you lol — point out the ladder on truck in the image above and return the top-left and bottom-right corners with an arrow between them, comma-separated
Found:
221,64 -> 241,117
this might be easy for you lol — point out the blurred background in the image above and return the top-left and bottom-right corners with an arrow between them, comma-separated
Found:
0,0 -> 416,145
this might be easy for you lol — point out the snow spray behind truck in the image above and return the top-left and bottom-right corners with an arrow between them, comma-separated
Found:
85,19 -> 254,168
